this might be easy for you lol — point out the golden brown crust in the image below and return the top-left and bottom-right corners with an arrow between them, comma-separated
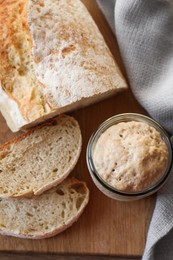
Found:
0,0 -> 127,132
0,115 -> 57,155
0,0 -> 50,123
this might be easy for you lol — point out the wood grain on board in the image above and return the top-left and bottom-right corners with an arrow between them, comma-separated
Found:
0,0 -> 155,259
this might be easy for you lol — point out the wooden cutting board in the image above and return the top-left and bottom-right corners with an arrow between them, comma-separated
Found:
0,1 -> 155,259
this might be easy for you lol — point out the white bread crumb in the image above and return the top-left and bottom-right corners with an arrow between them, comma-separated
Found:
0,178 -> 89,239
0,115 -> 82,198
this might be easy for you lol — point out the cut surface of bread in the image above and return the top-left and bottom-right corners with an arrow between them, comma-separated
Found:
0,115 -> 82,198
0,0 -> 127,132
0,0 -> 51,129
0,178 -> 89,239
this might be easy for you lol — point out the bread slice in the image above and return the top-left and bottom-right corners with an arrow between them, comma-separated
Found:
0,178 -> 89,239
0,115 -> 82,198
0,0 -> 127,132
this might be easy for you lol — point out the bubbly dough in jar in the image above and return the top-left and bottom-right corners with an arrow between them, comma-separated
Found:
93,121 -> 169,192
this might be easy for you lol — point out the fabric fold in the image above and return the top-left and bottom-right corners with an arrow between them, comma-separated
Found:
97,0 -> 173,259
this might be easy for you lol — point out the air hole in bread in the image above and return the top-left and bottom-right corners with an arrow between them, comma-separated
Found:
26,212 -> 33,217
70,183 -> 86,195
56,188 -> 64,196
34,135 -> 40,139
61,210 -> 65,219
0,224 -> 6,228
76,197 -> 84,210
69,197 -> 73,202
68,156 -> 72,162
27,228 -> 36,232
69,204 -> 73,211
16,206 -> 19,212
51,120 -> 58,126
62,202 -> 66,209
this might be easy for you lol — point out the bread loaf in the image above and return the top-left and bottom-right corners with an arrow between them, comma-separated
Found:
0,178 -> 89,239
0,115 -> 82,198
0,0 -> 127,132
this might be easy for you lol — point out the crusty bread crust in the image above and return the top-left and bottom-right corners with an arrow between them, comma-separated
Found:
0,0 -> 127,132
0,178 -> 89,239
0,114 -> 82,198
0,0 -> 50,127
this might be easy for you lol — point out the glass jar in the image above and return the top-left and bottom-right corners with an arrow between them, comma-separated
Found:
86,113 -> 172,201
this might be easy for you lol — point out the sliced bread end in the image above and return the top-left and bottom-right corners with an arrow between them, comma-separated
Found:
0,177 -> 89,239
0,114 -> 82,198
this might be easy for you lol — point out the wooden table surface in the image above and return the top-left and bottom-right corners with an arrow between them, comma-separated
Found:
0,1 -> 155,259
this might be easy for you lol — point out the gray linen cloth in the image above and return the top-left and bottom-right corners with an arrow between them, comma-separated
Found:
97,0 -> 173,259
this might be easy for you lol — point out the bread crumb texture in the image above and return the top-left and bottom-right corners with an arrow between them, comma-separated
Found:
0,178 -> 89,239
0,115 -> 82,198
93,121 -> 169,192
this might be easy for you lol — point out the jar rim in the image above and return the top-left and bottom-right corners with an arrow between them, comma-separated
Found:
86,113 -> 173,197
